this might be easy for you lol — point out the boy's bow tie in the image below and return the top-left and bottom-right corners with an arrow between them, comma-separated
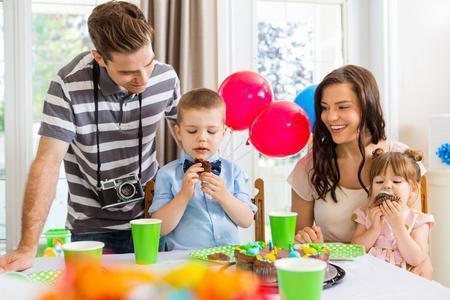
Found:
183,159 -> 222,176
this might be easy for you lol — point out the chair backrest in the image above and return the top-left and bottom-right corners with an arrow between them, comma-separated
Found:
252,178 -> 265,242
420,175 -> 428,213
143,178 -> 266,241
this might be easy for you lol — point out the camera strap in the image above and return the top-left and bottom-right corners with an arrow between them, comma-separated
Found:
92,60 -> 143,190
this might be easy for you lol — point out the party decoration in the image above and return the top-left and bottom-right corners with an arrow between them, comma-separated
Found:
436,143 -> 450,165
294,84 -> 317,132
249,101 -> 311,157
218,71 -> 273,130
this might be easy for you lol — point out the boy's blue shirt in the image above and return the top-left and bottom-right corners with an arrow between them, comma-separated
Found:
149,150 -> 257,250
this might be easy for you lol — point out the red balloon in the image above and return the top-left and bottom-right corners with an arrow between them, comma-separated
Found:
249,101 -> 311,157
218,71 -> 273,130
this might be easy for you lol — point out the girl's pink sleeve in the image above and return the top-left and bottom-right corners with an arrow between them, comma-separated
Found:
352,207 -> 368,226
414,211 -> 435,230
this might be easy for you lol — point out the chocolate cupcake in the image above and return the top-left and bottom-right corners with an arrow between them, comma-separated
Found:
374,191 -> 400,206
235,250 -> 257,272
253,259 -> 277,283
234,242 -> 265,272
253,248 -> 290,283
194,158 -> 212,173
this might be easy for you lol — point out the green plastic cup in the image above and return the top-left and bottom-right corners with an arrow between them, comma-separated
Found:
130,218 -> 161,264
62,241 -> 104,266
269,212 -> 297,249
43,229 -> 71,247
275,257 -> 326,300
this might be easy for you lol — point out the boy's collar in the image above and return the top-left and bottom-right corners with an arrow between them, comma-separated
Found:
180,150 -> 220,163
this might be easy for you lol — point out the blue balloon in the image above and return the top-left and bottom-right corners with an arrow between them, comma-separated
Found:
294,84 -> 317,132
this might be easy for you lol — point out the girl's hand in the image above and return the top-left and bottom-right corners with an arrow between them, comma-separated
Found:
411,255 -> 433,279
295,226 -> 324,243
368,206 -> 384,233
200,172 -> 231,203
380,200 -> 404,229
179,163 -> 202,200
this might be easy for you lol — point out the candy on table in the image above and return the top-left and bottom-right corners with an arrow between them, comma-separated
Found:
262,251 -> 277,261
246,248 -> 260,255
288,246 -> 300,258
300,243 -> 330,257
235,241 -> 266,255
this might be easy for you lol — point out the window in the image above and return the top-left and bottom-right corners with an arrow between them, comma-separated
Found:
1,0 -> 138,253
31,1 -> 97,232
31,0 -> 139,232
254,0 -> 345,236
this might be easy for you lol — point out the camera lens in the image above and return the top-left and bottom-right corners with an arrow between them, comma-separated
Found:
118,182 -> 136,200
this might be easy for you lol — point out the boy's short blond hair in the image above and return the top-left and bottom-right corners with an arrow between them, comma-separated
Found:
177,88 -> 226,124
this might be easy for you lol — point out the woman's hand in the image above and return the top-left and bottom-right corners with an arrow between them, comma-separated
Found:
295,225 -> 324,243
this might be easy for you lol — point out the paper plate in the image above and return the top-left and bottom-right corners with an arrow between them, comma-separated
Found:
27,270 -> 63,285
298,243 -> 365,260
190,245 -> 236,263
259,263 -> 345,293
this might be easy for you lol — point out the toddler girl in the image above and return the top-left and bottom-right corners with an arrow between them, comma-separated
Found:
351,148 -> 434,271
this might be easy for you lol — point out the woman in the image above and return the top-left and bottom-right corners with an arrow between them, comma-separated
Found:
288,65 -> 432,278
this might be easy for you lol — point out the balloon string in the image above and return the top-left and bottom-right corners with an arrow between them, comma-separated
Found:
220,130 -> 251,161
221,129 -> 233,156
230,138 -> 246,155
233,147 -> 254,163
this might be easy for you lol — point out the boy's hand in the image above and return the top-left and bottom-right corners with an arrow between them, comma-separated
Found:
179,163 -> 202,200
380,200 -> 403,229
200,172 -> 230,204
368,206 -> 384,233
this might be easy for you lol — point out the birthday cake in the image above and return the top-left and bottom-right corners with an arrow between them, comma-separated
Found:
234,242 -> 329,283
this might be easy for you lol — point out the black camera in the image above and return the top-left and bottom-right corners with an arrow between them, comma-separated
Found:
97,174 -> 144,209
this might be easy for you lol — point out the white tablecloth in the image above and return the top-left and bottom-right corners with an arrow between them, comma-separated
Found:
2,252 -> 450,300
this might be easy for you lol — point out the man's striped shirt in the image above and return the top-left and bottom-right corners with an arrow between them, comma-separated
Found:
38,52 -> 180,234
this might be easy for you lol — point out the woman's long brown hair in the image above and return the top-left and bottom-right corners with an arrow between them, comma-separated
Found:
311,65 -> 386,202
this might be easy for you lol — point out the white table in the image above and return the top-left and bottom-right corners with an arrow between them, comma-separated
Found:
2,252 -> 450,300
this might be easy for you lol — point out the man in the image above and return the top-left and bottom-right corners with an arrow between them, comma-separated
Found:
0,1 -> 179,271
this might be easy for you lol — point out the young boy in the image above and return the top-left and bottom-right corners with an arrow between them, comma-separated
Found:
150,88 -> 256,250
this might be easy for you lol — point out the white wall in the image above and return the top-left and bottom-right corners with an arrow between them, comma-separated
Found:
397,0 -> 450,163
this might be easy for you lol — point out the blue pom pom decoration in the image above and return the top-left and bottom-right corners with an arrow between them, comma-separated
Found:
436,143 -> 450,165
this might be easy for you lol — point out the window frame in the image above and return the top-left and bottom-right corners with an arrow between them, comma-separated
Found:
4,0 -> 33,251
2,0 -> 141,251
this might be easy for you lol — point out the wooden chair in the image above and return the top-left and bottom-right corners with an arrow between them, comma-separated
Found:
143,180 -> 155,218
143,178 -> 266,241
252,178 -> 265,241
420,175 -> 428,213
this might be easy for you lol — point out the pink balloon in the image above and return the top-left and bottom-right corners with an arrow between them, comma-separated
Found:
218,71 -> 273,130
249,101 -> 311,157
